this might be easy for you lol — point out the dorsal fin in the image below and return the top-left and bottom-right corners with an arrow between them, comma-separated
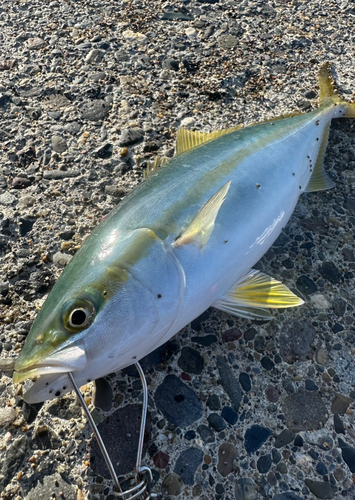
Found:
174,181 -> 231,249
143,156 -> 170,179
175,126 -> 243,156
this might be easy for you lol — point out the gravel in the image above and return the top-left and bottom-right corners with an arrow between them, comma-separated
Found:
1,0 -> 355,499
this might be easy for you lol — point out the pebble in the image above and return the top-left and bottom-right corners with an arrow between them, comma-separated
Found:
338,438 -> 355,473
197,424 -> 214,443
235,478 -> 258,500
257,454 -> 272,474
274,429 -> 295,448
12,177 -> 31,189
122,30 -> 148,45
331,393 -> 353,415
217,442 -> 237,477
222,327 -> 242,343
206,394 -> 221,411
244,425 -> 272,455
51,135 -> 68,153
26,472 -> 76,500
283,389 -> 328,433
239,372 -> 251,392
274,493 -> 304,500
43,169 -> 80,180
81,100 -> 110,121
304,479 -> 336,499
333,414 -> 345,434
178,346 -> 204,374
0,192 -> 15,205
161,472 -> 183,496
53,251 -> 72,267
221,406 -> 238,425
0,407 -> 17,426
208,413 -> 227,432
217,356 -> 242,412
85,49 -> 104,64
119,127 -> 144,146
155,374 -> 203,427
0,436 -> 28,490
174,447 -> 203,485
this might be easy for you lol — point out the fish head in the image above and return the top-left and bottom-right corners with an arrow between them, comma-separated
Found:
14,228 -> 184,403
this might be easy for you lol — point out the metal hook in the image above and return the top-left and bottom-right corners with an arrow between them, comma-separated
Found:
68,362 -> 155,499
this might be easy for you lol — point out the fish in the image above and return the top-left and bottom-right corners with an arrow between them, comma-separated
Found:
13,63 -> 355,404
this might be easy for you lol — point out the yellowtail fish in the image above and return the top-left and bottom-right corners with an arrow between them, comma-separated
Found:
13,64 -> 355,403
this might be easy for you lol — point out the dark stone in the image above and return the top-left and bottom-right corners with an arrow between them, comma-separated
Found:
155,375 -> 203,427
43,170 -> 80,180
296,275 -> 318,296
153,451 -> 169,469
257,454 -> 272,474
196,424 -> 215,443
217,356 -> 242,412
274,429 -> 295,449
197,424 -> 214,443
265,385 -> 281,402
342,247 -> 355,262
93,377 -> 113,411
338,438 -> 355,473
331,393 -> 353,415
272,448 -> 282,463
90,404 -> 151,477
283,389 -> 327,432
217,443 -> 237,477
184,430 -> 196,441
222,327 -> 242,342
261,356 -> 275,370
304,90 -> 317,99
280,320 -> 316,363
93,143 -> 113,159
178,346 -> 204,375
161,472 -> 183,496
208,413 -> 227,432
305,479 -> 336,498
221,406 -> 238,425
119,127 -> 144,146
333,414 -> 345,434
59,230 -> 75,241
174,447 -> 203,485
206,394 -> 221,411
162,58 -> 179,71
305,379 -> 319,391
191,335 -> 217,346
12,177 -> 31,189
332,298 -> 346,316
297,99 -> 312,110
239,372 -> 251,392
191,309 -> 210,331
254,335 -> 266,352
316,462 -> 328,475
244,328 -> 257,341
81,99 -> 110,121
319,262 -> 342,284
344,197 -> 355,215
18,217 -> 35,236
244,425 -> 272,455
294,435 -> 304,447
26,473 -> 76,500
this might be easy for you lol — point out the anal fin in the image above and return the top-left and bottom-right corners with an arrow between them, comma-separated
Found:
213,270 -> 304,321
305,122 -> 335,192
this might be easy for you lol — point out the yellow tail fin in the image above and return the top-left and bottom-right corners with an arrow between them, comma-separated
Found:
319,62 -> 355,118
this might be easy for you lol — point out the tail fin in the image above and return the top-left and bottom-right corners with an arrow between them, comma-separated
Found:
319,62 -> 355,118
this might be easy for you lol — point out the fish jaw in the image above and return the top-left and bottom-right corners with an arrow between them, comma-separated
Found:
13,343 -> 87,384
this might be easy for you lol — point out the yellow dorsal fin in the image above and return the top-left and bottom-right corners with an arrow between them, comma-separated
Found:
144,156 -> 170,179
174,181 -> 231,249
319,62 -> 337,102
175,126 -> 243,156
318,62 -> 355,117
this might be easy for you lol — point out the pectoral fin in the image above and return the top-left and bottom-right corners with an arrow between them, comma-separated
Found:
174,181 -> 231,249
213,270 -> 304,320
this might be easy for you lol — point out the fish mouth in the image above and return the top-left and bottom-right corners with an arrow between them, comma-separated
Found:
13,344 -> 87,384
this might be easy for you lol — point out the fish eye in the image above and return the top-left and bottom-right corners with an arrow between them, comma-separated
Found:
62,298 -> 96,333
69,308 -> 89,328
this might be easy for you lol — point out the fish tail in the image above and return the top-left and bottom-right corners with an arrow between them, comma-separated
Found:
319,62 -> 355,117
